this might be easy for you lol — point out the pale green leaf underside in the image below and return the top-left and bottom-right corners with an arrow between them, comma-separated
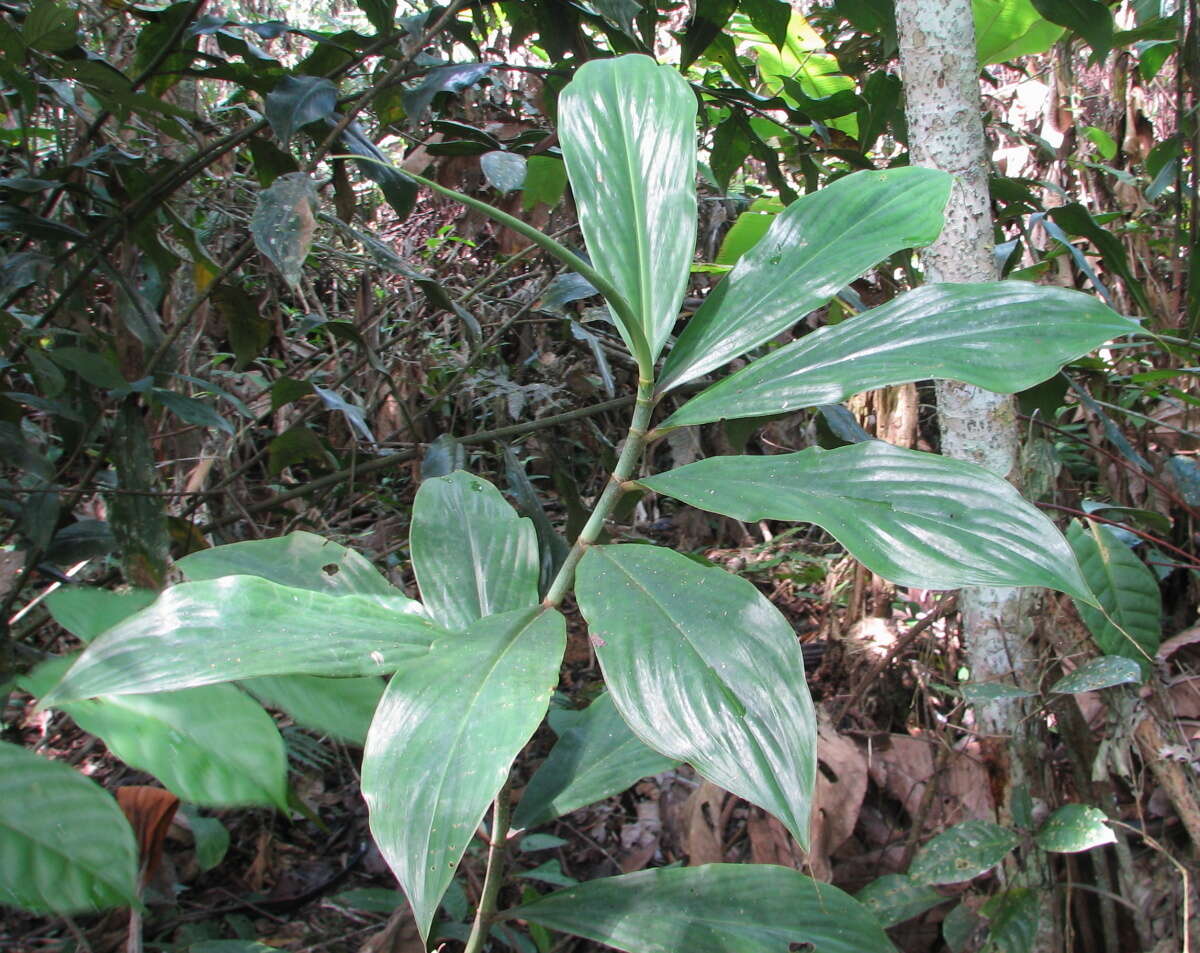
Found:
0,740 -> 138,914
410,471 -> 539,631
362,607 -> 565,941
243,674 -> 385,746
24,656 -> 287,809
1066,520 -> 1160,672
559,54 -> 697,363
41,575 -> 443,703
659,166 -> 952,392
663,282 -> 1141,429
513,691 -> 678,830
45,588 -> 157,644
508,864 -> 897,953
575,545 -> 816,847
179,530 -> 400,598
640,442 -> 1094,602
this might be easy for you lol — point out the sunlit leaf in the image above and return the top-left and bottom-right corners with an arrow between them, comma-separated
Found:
362,607 -> 565,941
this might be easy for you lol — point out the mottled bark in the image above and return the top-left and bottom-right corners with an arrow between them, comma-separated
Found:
894,1 -> 1061,949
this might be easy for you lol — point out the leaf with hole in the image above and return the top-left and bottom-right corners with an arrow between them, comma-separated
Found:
641,442 -> 1094,601
575,544 -> 815,846
362,607 -> 565,941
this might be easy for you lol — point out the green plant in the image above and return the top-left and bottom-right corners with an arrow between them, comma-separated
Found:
17,54 -> 1139,950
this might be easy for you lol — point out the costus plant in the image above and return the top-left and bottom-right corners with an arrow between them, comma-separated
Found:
15,54 -> 1139,952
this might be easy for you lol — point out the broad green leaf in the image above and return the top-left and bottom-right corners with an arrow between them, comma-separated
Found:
0,741 -> 138,913
640,443 -> 1094,602
658,168 -> 951,392
402,63 -> 495,122
178,531 -> 400,598
183,807 -> 230,871
362,607 -> 565,941
1049,656 -> 1142,693
1030,0 -> 1112,57
410,471 -> 539,631
663,282 -> 1140,429
1034,804 -> 1115,853
507,864 -> 897,953
264,75 -> 337,145
855,874 -> 946,928
558,55 -> 697,365
575,545 -> 816,846
41,576 -> 442,703
512,692 -> 678,830
242,674 -> 384,745
46,587 -> 156,643
251,172 -> 318,289
974,0 -> 1064,64
909,820 -> 1018,885
23,657 -> 287,809
980,888 -> 1039,953
355,0 -> 395,35
1065,520 -> 1160,674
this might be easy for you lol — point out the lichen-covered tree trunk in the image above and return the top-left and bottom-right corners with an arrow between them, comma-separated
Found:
894,1 -> 1061,948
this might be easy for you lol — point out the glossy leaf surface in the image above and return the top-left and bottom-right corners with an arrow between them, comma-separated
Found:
362,607 -> 565,941
659,167 -> 951,392
42,575 -> 442,703
23,657 -> 288,809
641,442 -> 1094,601
558,54 -> 697,364
575,545 -> 815,846
513,692 -> 678,830
663,282 -> 1140,429
243,674 -> 384,745
1066,520 -> 1160,673
179,530 -> 400,597
909,820 -> 1018,885
0,741 -> 138,913
410,471 -> 539,631
1034,804 -> 1115,853
508,864 -> 897,953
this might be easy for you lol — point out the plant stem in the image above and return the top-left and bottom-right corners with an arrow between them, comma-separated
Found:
464,778 -> 513,953
543,377 -> 657,607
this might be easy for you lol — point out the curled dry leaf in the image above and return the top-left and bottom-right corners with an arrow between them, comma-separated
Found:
681,780 -> 726,866
115,786 -> 179,885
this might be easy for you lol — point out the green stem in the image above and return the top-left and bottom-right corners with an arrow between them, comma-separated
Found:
543,377 -> 657,607
464,778 -> 513,953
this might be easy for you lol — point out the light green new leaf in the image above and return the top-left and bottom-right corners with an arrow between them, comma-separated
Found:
362,607 -> 565,941
1034,804 -> 1115,853
243,674 -> 384,746
46,587 -> 156,643
1050,656 -> 1143,693
41,575 -> 443,704
1065,520 -> 1160,674
663,282 -> 1140,429
575,545 -> 816,846
512,692 -> 678,830
658,167 -> 951,393
22,657 -> 288,809
410,471 -> 539,631
558,54 -> 697,365
909,820 -> 1019,885
179,531 -> 400,598
974,0 -> 1064,64
641,442 -> 1094,602
507,864 -> 897,953
0,741 -> 138,914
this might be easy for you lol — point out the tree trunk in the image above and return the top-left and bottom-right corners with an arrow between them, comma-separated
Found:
894,3 -> 1061,949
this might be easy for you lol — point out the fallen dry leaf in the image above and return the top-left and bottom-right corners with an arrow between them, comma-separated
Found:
680,780 -> 726,866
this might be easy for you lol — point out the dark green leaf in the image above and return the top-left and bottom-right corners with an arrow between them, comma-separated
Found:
23,0 -> 79,52
0,741 -> 138,913
48,347 -> 126,390
855,874 -> 946,928
1029,0 -> 1113,57
508,864 -> 897,953
559,55 -> 697,365
333,120 -> 417,220
909,820 -> 1018,885
213,284 -> 271,370
251,172 -> 319,289
658,168 -> 951,393
576,545 -> 816,846
741,0 -> 792,47
681,0 -> 739,69
40,576 -> 443,703
403,63 -> 496,122
355,0 -> 395,35
410,471 -> 539,631
513,692 -> 677,829
664,283 -> 1140,426
1034,804 -> 1115,852
268,425 -> 333,474
153,389 -> 233,435
641,443 -> 1094,601
265,75 -> 337,145
362,608 -> 566,941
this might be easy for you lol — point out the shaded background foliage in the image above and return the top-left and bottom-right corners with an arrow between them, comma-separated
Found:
1,0 -> 1198,950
